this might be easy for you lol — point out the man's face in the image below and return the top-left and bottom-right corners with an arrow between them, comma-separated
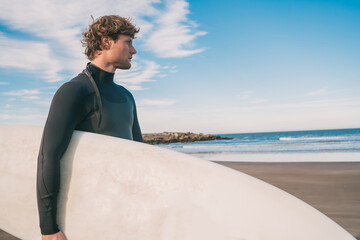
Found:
107,35 -> 136,70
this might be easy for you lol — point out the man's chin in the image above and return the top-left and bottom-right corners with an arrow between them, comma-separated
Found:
117,63 -> 131,70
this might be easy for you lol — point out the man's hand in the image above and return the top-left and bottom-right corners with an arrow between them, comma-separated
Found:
42,231 -> 67,240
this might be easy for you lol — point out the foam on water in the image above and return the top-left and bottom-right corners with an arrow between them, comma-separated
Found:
279,135 -> 360,141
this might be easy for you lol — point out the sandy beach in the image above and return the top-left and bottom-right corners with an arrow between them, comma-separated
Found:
1,162 -> 359,239
0,230 -> 20,240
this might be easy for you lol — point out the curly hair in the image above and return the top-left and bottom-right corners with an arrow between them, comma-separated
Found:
81,15 -> 140,60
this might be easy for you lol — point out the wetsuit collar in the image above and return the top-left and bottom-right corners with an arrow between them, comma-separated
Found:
87,62 -> 115,83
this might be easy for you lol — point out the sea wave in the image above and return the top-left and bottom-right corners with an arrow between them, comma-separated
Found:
161,129 -> 360,157
178,140 -> 360,149
279,136 -> 360,141
188,149 -> 360,154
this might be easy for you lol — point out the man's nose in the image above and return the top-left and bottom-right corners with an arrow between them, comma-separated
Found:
131,45 -> 137,55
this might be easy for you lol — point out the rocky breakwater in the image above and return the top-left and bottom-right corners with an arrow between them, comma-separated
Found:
143,132 -> 231,145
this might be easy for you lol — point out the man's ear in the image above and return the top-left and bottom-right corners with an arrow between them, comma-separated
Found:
101,36 -> 112,50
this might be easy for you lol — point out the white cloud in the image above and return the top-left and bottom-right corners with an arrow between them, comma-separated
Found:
115,60 -> 161,90
144,0 -> 207,58
237,91 -> 267,104
238,97 -> 360,110
138,98 -> 177,107
0,0 -> 159,46
307,88 -> 327,96
0,82 -> 9,85
3,89 -> 40,96
0,33 -> 63,82
0,0 -> 205,87
35,99 -> 52,107
0,113 -> 47,126
139,96 -> 360,133
238,91 -> 254,99
2,89 -> 41,101
249,98 -> 267,104
22,96 -> 41,100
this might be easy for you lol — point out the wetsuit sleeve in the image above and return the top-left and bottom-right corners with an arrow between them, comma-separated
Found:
36,82 -> 88,235
132,101 -> 143,142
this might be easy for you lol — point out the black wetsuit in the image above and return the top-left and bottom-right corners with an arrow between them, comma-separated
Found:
36,63 -> 143,235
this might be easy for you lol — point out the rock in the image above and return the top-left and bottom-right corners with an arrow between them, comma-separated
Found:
142,132 -> 232,145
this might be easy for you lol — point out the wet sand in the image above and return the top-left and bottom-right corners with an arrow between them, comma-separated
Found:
2,162 -> 359,239
217,161 -> 360,239
0,229 -> 20,240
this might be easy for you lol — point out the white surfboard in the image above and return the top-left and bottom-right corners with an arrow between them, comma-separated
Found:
0,125 -> 355,240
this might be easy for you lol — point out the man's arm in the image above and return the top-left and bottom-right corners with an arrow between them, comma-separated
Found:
36,82 -> 89,235
132,101 -> 143,142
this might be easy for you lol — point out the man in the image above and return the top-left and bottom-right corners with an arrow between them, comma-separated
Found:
36,15 -> 143,240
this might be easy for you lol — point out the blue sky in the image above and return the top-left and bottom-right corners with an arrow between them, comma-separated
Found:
0,0 -> 359,133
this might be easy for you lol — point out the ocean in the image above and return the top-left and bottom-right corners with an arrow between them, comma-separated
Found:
158,128 -> 360,162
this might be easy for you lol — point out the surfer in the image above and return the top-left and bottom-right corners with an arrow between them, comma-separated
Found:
36,15 -> 143,240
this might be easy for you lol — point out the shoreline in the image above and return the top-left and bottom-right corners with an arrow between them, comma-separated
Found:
190,151 -> 360,162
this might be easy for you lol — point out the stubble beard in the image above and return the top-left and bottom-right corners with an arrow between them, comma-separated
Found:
115,61 -> 131,70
